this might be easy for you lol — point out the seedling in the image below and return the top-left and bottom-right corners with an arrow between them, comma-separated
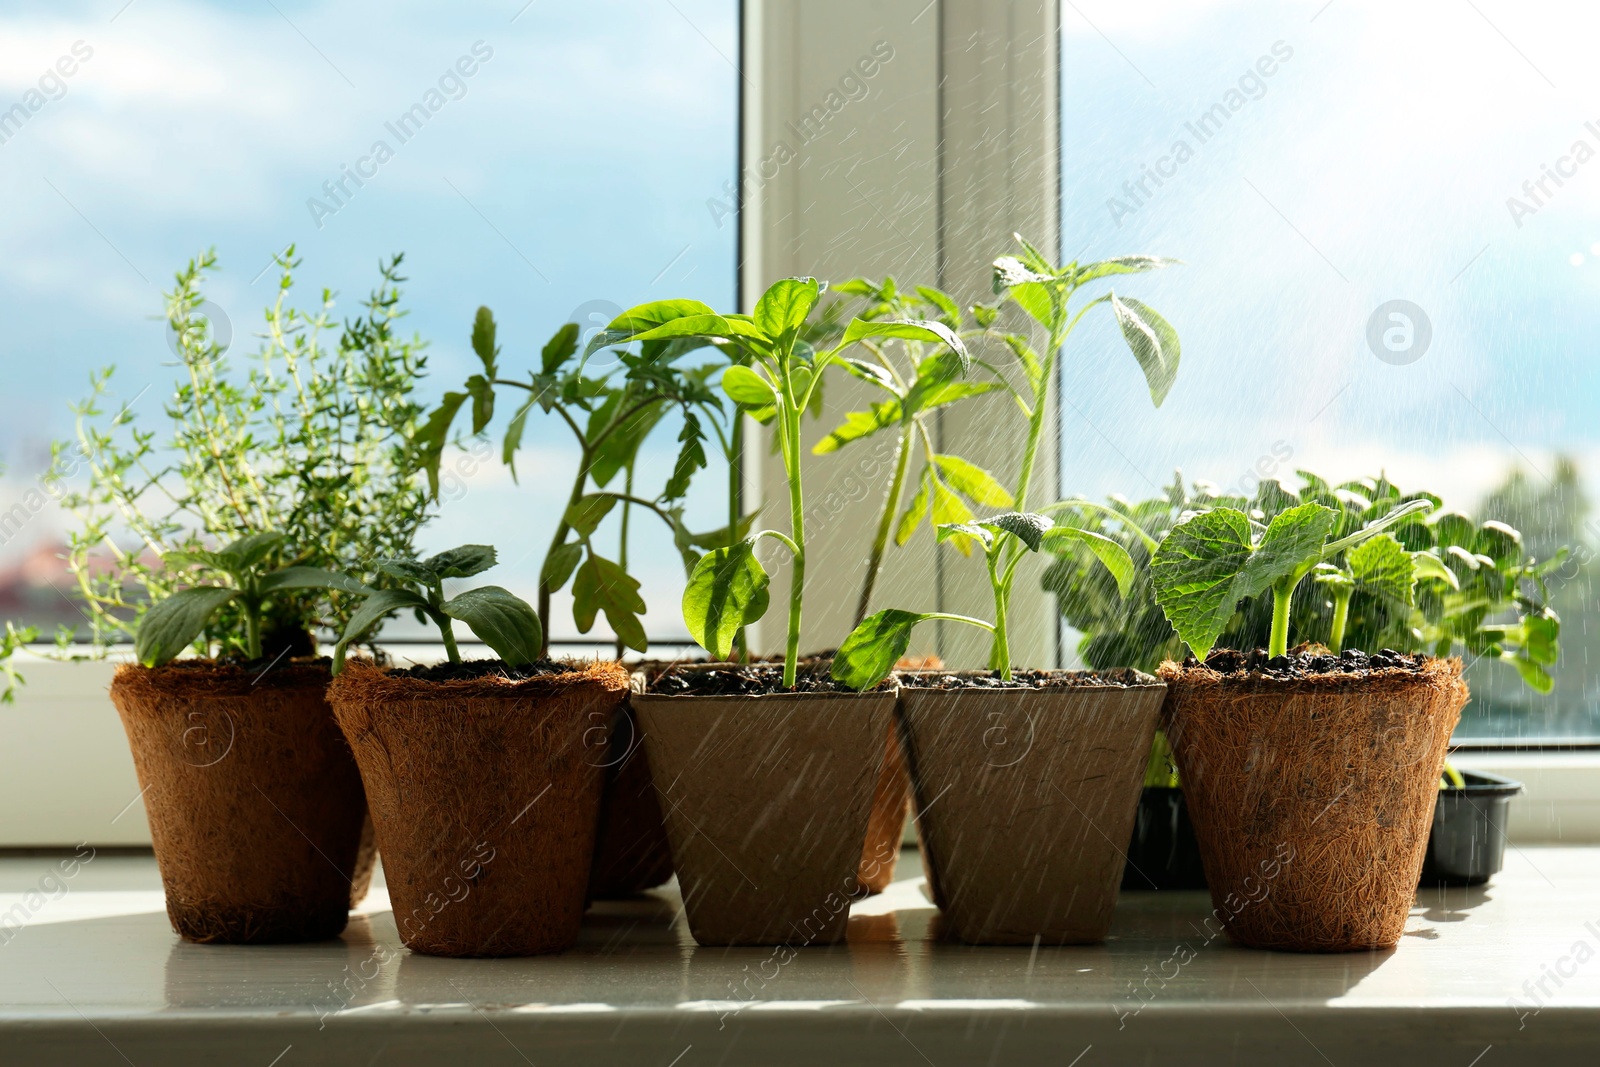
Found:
833,235 -> 1181,689
136,532 -> 369,667
417,307 -> 736,656
601,277 -> 968,688
330,544 -> 541,672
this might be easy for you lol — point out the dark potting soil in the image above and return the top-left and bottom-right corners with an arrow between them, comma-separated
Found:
1184,645 -> 1428,680
898,668 -> 1153,689
646,662 -> 880,696
392,658 -> 570,683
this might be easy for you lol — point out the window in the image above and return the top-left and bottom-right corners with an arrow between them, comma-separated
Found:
1058,0 -> 1597,739
0,0 -> 738,648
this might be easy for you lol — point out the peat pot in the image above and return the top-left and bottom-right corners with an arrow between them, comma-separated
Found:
633,673 -> 896,947
899,670 -> 1163,945
1159,657 -> 1468,952
109,660 -> 368,944
328,660 -> 628,957
587,698 -> 675,899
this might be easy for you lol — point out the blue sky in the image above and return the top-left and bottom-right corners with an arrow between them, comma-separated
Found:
0,0 -> 738,639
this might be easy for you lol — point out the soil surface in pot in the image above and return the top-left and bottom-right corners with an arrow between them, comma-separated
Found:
646,662 -> 887,696
899,668 -> 1153,689
390,658 -> 570,683
1185,645 -> 1428,679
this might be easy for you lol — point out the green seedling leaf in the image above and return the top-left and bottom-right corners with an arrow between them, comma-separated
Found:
424,544 -> 498,580
896,467 -> 934,546
565,495 -> 619,538
135,586 -> 239,667
260,567 -> 373,596
1002,334 -> 1045,393
915,285 -> 961,327
465,374 -> 495,434
1043,526 -> 1137,599
838,319 -> 970,373
1073,255 -> 1181,285
216,531 -> 286,573
988,512 -> 1054,552
904,379 -> 1001,416
442,586 -> 542,666
681,538 -> 770,659
471,306 -> 499,377
992,255 -> 1054,291
1110,293 -> 1181,407
754,277 -> 822,340
931,481 -> 976,554
1346,533 -> 1416,606
377,558 -> 437,586
1412,550 -> 1461,590
837,358 -> 901,394
334,588 -> 431,668
541,542 -> 585,591
543,322 -> 580,372
572,553 -> 649,652
721,365 -> 780,410
933,455 -> 1013,507
813,400 -> 901,455
937,521 -> 995,549
833,609 -> 927,691
417,391 -> 469,497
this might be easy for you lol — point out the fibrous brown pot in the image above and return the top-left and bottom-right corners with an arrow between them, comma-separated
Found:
855,722 -> 911,895
900,672 -> 1163,944
328,659 -> 628,957
1159,657 -> 1468,952
110,660 -> 368,944
587,699 -> 675,899
633,689 -> 896,947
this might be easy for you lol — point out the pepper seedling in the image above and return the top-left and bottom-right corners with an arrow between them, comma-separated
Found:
1150,498 -> 1435,661
137,531 -> 370,668
330,544 -> 541,672
600,277 -> 968,689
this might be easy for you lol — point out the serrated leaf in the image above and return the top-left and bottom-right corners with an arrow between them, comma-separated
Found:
933,455 -> 1014,507
210,531 -> 285,575
833,609 -> 930,691
424,544 -> 498,580
1347,533 -> 1416,606
896,467 -> 933,546
442,586 -> 542,665
572,553 -> 649,651
465,374 -> 495,434
1003,334 -> 1045,393
931,480 -> 975,554
915,285 -> 961,328
1043,526 -> 1136,598
418,391 -> 469,498
681,538 -> 770,659
136,586 -> 239,667
1110,293 -> 1181,406
501,395 -> 537,480
839,319 -> 970,373
904,378 -> 1001,417
565,495 -> 618,538
1073,255 -> 1181,285
754,277 -> 821,340
813,400 -> 901,455
542,321 -> 580,373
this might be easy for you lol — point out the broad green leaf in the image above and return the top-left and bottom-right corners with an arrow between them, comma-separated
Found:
584,300 -> 716,358
260,567 -> 373,596
471,306 -> 498,376
833,609 -> 929,691
904,379 -> 1002,416
541,542 -> 584,591
813,400 -> 901,455
915,285 -> 961,327
1237,502 -> 1338,599
1412,551 -> 1461,590
686,510 -> 762,550
754,277 -> 821,340
209,531 -> 284,575
1347,533 -> 1416,606
1110,293 -> 1181,407
377,558 -> 437,586
136,587 -> 238,667
565,495 -> 618,537
681,539 -> 770,659
1005,282 -> 1055,328
542,321 -> 580,373
465,374 -> 495,434
1502,653 -> 1554,694
896,467 -> 933,546
572,553 -> 649,652
442,586 -> 542,666
1476,520 -> 1523,566
987,511 -> 1054,552
334,588 -> 432,668
838,319 -> 970,373
933,454 -> 1013,507
721,365 -> 780,410
936,521 -> 995,549
931,480 -> 975,554
1149,509 -> 1255,661
837,358 -> 902,394
424,544 -> 498,580
1073,255 -> 1180,285
1043,526 -> 1136,598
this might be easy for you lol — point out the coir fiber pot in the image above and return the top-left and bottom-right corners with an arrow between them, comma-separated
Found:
1159,657 -> 1468,952
899,670 -> 1163,945
110,660 -> 369,944
587,698 -> 675,899
1120,785 -> 1209,891
1420,769 -> 1523,887
328,659 -> 629,957
633,677 -> 896,947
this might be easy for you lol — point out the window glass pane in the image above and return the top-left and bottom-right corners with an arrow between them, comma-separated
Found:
1059,0 -> 1594,738
0,1 -> 737,647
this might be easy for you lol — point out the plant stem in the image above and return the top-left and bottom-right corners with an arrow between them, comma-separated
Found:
782,402 -> 805,689
987,548 -> 1012,680
616,463 -> 633,659
538,456 -> 589,657
730,413 -> 748,662
1329,590 -> 1352,653
1269,580 -> 1294,658
244,602 -> 262,661
855,422 -> 914,627
439,619 -> 462,664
